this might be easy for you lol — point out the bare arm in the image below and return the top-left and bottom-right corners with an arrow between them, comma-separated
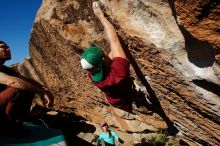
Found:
0,72 -> 43,93
18,75 -> 45,90
0,72 -> 54,107
93,2 -> 126,59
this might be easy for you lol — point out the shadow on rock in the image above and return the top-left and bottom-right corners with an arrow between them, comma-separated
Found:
180,25 -> 216,68
29,105 -> 96,146
168,0 -> 216,68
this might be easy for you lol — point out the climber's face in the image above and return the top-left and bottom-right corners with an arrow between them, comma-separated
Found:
0,41 -> 11,61
86,67 -> 99,75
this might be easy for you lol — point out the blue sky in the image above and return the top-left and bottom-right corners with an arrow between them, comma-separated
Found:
0,0 -> 42,65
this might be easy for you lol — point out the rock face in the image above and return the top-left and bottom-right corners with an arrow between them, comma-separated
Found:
22,0 -> 220,145
174,0 -> 220,62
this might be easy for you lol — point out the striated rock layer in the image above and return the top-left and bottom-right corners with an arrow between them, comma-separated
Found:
22,0 -> 220,145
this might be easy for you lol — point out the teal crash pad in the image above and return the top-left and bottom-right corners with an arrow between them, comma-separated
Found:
0,122 -> 67,146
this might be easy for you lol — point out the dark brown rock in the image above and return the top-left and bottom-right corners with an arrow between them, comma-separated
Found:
174,0 -> 220,62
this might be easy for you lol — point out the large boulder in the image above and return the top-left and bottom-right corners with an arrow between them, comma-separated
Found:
20,0 -> 220,145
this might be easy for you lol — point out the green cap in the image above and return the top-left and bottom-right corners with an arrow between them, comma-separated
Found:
82,46 -> 103,82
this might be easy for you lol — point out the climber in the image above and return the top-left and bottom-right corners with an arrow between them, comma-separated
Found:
80,1 -> 133,112
0,40 -> 54,131
97,121 -> 124,146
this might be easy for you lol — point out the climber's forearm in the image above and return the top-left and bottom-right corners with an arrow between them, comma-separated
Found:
100,16 -> 118,43
99,16 -> 126,59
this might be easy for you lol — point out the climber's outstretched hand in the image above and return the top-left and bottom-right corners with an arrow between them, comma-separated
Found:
93,1 -> 104,19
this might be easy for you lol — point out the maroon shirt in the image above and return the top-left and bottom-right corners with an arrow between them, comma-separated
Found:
90,57 -> 132,112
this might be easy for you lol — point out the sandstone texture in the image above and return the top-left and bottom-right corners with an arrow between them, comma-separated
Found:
20,0 -> 220,145
174,0 -> 220,63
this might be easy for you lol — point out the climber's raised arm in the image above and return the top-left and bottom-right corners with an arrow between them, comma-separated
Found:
93,1 -> 126,60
